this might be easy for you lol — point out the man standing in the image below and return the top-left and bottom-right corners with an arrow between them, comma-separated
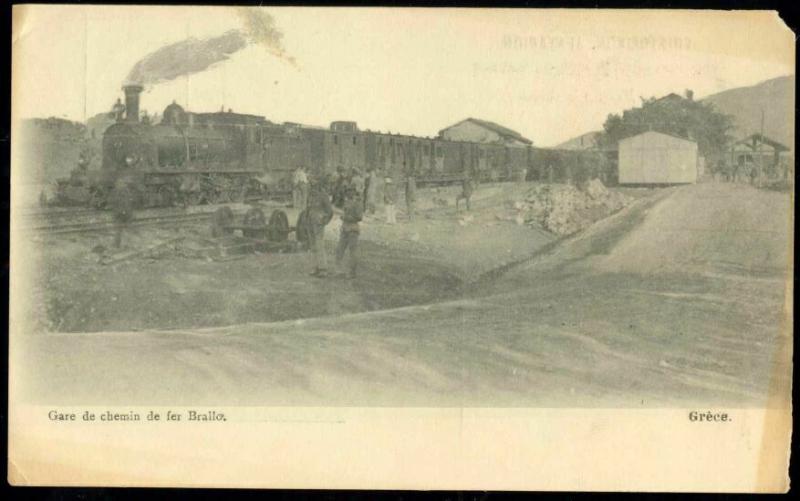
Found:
733,157 -> 743,183
365,168 -> 379,214
69,154 -> 90,186
384,177 -> 397,224
363,168 -> 372,212
351,168 -> 365,196
749,160 -> 759,186
307,181 -> 334,277
336,189 -> 364,279
714,159 -> 727,182
456,176 -> 474,211
293,166 -> 309,209
112,98 -> 125,122
405,175 -> 417,221
332,166 -> 349,209
110,178 -> 135,249
76,153 -> 89,173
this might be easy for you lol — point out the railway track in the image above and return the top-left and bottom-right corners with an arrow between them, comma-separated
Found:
18,207 -> 99,220
23,212 -> 214,235
17,201 -> 290,235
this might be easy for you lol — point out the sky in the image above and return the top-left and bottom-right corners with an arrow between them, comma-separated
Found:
12,6 -> 795,147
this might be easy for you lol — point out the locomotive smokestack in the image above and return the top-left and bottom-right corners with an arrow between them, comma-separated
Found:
122,84 -> 144,122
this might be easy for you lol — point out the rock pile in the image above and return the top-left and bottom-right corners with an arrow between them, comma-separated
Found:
513,179 -> 631,236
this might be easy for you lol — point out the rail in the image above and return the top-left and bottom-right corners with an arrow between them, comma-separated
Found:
17,202 -> 290,235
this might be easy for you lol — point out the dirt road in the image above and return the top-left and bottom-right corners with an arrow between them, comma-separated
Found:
17,183 -> 792,407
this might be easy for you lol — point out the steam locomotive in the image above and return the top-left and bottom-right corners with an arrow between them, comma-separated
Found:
56,84 -> 611,209
62,84 -> 293,208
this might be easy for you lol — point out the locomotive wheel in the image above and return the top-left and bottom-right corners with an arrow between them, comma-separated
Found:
218,189 -> 234,204
267,210 -> 290,242
209,188 -> 233,205
89,188 -> 107,209
183,191 -> 201,207
236,187 -> 248,203
158,185 -> 177,207
243,207 -> 266,225
211,206 -> 235,237
204,189 -> 221,205
242,207 -> 267,239
295,210 -> 311,250
236,179 -> 253,203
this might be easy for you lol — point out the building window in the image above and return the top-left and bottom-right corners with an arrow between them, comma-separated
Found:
424,145 -> 430,155
353,136 -> 357,145
334,135 -> 338,145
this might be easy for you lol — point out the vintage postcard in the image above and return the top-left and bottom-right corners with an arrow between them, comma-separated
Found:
8,5 -> 794,491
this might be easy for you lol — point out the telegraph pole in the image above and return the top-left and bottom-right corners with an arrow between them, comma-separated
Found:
759,108 -> 765,186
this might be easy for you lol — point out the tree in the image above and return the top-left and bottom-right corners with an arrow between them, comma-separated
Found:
597,91 -> 735,158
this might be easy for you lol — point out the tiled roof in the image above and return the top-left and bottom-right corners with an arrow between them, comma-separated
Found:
441,118 -> 533,145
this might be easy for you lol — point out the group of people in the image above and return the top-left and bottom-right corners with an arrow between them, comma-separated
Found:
300,171 -> 364,280
293,165 -> 424,226
712,157 -> 792,186
296,165 -> 475,279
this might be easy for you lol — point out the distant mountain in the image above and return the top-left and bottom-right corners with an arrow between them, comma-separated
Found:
701,75 -> 794,152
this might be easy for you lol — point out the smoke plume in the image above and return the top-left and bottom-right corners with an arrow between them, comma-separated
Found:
126,30 -> 247,86
126,9 -> 295,86
236,8 -> 297,67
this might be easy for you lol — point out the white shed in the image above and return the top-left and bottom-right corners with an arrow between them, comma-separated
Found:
618,131 -> 698,184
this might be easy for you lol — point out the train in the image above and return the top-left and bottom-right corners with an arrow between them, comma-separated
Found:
54,84 -> 613,209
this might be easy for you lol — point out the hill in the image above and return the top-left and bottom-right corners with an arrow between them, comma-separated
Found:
554,75 -> 795,153
701,74 -> 795,152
